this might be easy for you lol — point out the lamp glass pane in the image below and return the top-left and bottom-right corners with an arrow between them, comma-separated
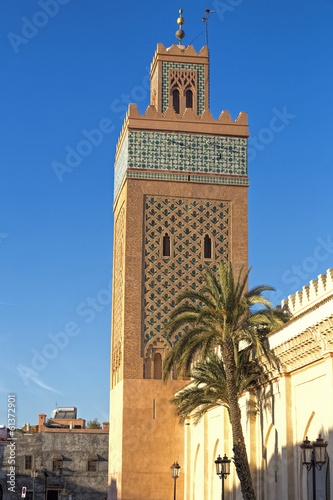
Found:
215,456 -> 222,475
314,444 -> 326,464
225,460 -> 230,475
304,447 -> 312,464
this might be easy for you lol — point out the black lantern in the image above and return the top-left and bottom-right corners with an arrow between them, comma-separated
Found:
300,435 -> 328,500
215,454 -> 231,478
170,461 -> 181,479
312,435 -> 328,470
170,462 -> 181,500
215,454 -> 231,500
300,436 -> 313,470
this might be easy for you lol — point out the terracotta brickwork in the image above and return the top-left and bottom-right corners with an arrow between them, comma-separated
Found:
109,42 -> 249,500
111,202 -> 126,388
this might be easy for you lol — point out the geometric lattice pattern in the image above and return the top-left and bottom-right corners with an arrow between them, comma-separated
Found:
143,195 -> 230,355
111,202 -> 125,386
162,62 -> 205,113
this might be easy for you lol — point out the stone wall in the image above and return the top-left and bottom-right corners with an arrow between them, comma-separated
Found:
0,430 -> 108,500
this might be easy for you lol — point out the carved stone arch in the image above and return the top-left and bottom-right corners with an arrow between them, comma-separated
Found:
143,335 -> 171,380
169,68 -> 198,115
260,423 -> 279,500
303,411 -> 316,440
211,439 -> 220,499
193,443 -> 201,500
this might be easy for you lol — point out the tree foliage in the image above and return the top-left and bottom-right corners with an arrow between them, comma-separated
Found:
163,262 -> 288,500
86,418 -> 102,429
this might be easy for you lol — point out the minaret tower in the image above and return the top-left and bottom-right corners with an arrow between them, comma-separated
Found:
108,11 -> 249,500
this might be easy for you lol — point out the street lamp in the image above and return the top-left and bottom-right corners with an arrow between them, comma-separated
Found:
300,435 -> 328,500
31,469 -> 38,500
215,454 -> 231,500
39,463 -> 48,500
170,461 -> 181,500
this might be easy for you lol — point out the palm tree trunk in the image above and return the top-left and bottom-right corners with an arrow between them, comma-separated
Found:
221,341 -> 256,500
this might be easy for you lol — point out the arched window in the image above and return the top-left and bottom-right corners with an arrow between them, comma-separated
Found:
185,89 -> 193,108
204,234 -> 212,259
172,89 -> 180,114
153,353 -> 162,379
162,233 -> 170,257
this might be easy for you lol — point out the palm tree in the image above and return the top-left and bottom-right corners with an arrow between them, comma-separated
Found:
172,345 -> 267,424
163,262 -> 287,500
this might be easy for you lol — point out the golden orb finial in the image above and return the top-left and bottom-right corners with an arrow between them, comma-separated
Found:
175,8 -> 185,45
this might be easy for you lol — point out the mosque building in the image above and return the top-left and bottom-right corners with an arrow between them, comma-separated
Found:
108,10 -> 333,500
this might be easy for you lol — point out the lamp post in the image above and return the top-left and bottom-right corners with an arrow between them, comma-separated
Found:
31,469 -> 38,500
39,463 -> 48,500
300,435 -> 328,500
170,461 -> 181,500
215,454 -> 231,500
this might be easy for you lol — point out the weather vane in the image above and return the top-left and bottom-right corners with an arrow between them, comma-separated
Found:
202,8 -> 216,48
175,9 -> 185,45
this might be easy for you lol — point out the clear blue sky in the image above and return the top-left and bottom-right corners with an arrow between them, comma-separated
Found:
1,0 -> 332,427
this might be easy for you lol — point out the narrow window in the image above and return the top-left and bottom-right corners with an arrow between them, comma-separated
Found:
162,234 -> 170,257
153,399 -> 156,419
25,455 -> 32,470
204,235 -> 212,259
52,460 -> 63,473
185,89 -> 193,108
88,460 -> 98,472
172,89 -> 180,114
153,353 -> 162,379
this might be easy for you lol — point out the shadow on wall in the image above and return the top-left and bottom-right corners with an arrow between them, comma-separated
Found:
108,478 -> 118,500
0,472 -> 108,500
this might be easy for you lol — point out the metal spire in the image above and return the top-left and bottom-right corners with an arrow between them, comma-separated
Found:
175,9 -> 185,45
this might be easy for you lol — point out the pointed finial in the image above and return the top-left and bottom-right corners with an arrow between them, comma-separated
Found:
176,8 -> 185,45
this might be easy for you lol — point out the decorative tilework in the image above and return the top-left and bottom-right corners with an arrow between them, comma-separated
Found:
162,62 -> 205,113
114,134 -> 128,201
143,195 -> 230,353
128,130 -> 247,174
114,130 -> 248,203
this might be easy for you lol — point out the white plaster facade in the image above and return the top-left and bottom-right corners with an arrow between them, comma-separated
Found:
183,269 -> 333,499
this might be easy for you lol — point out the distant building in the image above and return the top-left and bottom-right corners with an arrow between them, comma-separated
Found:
0,408 -> 108,500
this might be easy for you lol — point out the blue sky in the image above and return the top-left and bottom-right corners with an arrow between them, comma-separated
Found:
0,0 -> 332,427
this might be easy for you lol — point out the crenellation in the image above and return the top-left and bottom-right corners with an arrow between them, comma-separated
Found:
283,268 -> 333,317
116,104 -> 249,159
295,290 -> 303,310
235,111 -> 248,125
318,273 -> 327,294
309,278 -> 318,302
218,110 -> 233,123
